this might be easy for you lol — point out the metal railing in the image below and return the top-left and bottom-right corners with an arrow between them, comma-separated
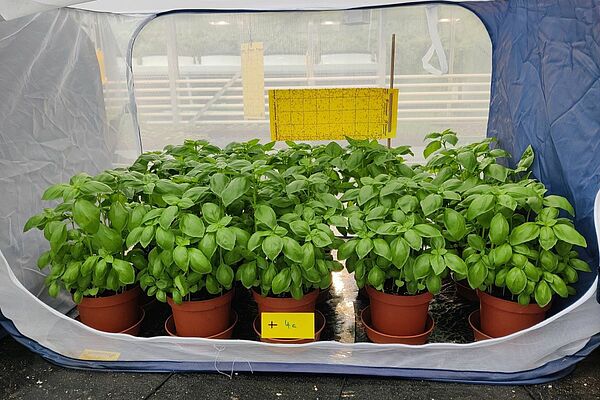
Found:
105,73 -> 489,123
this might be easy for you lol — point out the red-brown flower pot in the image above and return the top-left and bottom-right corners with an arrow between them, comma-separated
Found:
252,289 -> 319,314
167,289 -> 234,337
77,286 -> 141,333
455,279 -> 479,302
361,306 -> 435,345
468,310 -> 493,341
366,285 -> 433,336
165,311 -> 238,339
477,290 -> 550,337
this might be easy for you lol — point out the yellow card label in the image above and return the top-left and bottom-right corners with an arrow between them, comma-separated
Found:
241,42 -> 265,119
269,88 -> 398,141
79,349 -> 121,361
261,312 -> 315,339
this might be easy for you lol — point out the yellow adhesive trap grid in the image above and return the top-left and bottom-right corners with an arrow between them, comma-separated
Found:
269,88 -> 399,141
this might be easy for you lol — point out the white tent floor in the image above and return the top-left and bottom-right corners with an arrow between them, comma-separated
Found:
1,245 -> 599,375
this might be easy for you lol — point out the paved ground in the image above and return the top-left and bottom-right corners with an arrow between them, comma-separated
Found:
1,336 -> 599,400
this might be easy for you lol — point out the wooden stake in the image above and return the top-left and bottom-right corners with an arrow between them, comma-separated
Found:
387,33 -> 396,149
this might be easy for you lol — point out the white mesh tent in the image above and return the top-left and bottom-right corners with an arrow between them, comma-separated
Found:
0,0 -> 599,383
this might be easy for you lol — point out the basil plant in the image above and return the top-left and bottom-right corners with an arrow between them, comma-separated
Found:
336,173 -> 468,296
24,173 -> 142,304
240,203 -> 343,299
132,172 -> 253,304
458,180 -> 591,307
422,132 -> 592,307
238,160 -> 345,299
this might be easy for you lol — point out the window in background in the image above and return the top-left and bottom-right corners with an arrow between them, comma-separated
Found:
130,5 -> 491,159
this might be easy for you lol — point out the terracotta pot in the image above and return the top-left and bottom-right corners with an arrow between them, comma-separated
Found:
477,290 -> 550,337
77,286 -> 141,333
253,310 -> 326,344
361,306 -> 434,345
119,308 -> 145,336
252,289 -> 319,314
76,307 -> 145,336
167,289 -> 234,337
455,279 -> 479,302
467,310 -> 493,341
366,285 -> 433,336
164,311 -> 238,339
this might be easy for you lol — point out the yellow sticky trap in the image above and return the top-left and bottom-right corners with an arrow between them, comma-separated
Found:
95,49 -> 107,85
241,42 -> 265,119
269,88 -> 398,141
79,349 -> 120,361
261,312 -> 315,339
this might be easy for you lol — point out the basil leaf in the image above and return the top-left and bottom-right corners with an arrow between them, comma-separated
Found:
543,195 -> 575,216
216,227 -> 236,251
255,204 -> 277,229
221,177 -> 250,207
262,235 -> 283,261
466,194 -> 495,220
73,199 -> 100,234
180,214 -> 205,238
112,259 -> 135,285
553,223 -> 587,247
443,208 -> 466,241
510,222 -> 540,245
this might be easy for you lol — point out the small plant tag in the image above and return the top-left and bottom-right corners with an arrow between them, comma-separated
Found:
261,312 -> 315,339
78,349 -> 121,361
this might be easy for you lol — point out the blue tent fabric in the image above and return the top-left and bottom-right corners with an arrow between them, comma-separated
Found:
1,313 -> 598,384
464,0 -> 600,304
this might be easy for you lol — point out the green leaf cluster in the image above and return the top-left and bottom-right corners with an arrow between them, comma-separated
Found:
26,134 -> 590,309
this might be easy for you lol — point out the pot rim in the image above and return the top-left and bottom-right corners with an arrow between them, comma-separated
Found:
253,310 -> 326,344
360,306 -> 435,343
118,308 -> 145,335
164,310 -> 238,338
366,285 -> 433,306
477,289 -> 551,314
467,310 -> 494,340
77,286 -> 141,309
167,288 -> 234,312
251,288 -> 319,307
76,307 -> 145,335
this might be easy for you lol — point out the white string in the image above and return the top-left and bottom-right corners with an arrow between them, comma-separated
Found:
213,344 -> 234,379
422,5 -> 449,76
212,344 -> 255,379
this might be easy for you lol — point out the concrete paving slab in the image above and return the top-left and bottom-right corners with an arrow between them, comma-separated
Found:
339,377 -> 533,400
526,348 -> 600,400
147,372 -> 346,400
0,337 -> 169,400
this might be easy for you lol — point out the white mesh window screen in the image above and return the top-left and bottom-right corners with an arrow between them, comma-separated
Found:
130,5 -> 491,157
0,8 -> 147,311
